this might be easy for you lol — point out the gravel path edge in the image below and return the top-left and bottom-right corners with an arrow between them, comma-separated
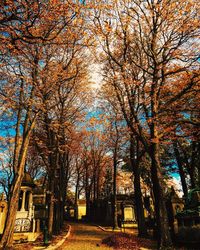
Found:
45,225 -> 71,250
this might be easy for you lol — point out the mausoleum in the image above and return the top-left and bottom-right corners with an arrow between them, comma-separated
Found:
0,173 -> 45,242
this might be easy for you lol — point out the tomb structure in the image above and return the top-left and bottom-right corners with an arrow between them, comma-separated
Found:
0,193 -> 8,235
0,173 -> 44,242
14,173 -> 36,234
176,188 -> 200,227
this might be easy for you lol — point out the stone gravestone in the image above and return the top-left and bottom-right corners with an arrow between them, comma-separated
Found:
124,206 -> 135,221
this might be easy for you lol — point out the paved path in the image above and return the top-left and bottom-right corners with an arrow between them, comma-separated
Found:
57,222 -> 114,250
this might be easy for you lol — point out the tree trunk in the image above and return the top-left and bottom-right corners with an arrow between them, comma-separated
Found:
197,142 -> 200,187
150,140 -> 172,249
149,66 -> 173,248
133,170 -> 148,237
93,169 -> 96,202
85,163 -> 91,220
86,191 -> 91,220
58,188 -> 64,230
180,142 -> 196,189
188,166 -> 196,189
173,142 -> 188,197
0,174 -> 23,249
74,173 -> 79,220
190,141 -> 198,189
54,200 -> 61,234
96,166 -> 100,200
48,177 -> 55,239
112,153 -> 118,229
53,176 -> 61,235
130,137 -> 148,237
60,200 -> 64,228
0,115 -> 37,249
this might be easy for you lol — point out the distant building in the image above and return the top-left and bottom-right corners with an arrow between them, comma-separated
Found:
75,199 -> 86,220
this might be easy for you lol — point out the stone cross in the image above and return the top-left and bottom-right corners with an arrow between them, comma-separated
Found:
0,204 -> 5,213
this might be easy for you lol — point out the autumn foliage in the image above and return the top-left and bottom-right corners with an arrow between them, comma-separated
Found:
102,233 -> 156,250
0,0 -> 199,249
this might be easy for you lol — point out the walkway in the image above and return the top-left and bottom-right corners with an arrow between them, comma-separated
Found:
57,222 -> 114,250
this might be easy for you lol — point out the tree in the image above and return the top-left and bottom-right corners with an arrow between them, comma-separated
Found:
0,138 -> 14,200
0,0 -> 89,246
29,38 -> 91,236
98,88 -> 148,234
103,109 -> 126,229
0,42 -> 41,248
79,119 -> 108,219
93,0 -> 199,247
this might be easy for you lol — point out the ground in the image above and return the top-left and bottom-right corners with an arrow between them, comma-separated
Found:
12,222 -> 157,250
57,222 -> 114,250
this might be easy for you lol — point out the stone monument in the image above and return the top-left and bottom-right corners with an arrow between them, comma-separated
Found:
176,188 -> 200,227
0,193 -> 8,235
176,188 -> 200,243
